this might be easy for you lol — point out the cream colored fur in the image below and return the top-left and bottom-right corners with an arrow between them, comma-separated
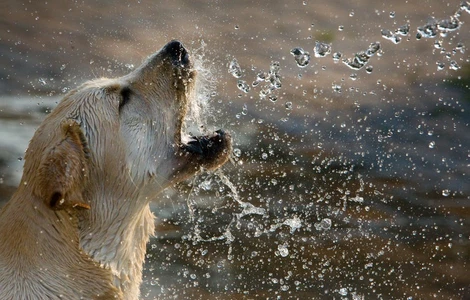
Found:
0,41 -> 231,300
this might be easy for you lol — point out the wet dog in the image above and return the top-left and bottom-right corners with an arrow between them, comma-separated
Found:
0,40 -> 231,299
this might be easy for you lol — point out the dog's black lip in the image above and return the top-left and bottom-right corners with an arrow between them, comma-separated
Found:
181,130 -> 227,155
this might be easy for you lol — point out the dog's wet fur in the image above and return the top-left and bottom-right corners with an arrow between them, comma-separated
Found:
0,40 -> 231,299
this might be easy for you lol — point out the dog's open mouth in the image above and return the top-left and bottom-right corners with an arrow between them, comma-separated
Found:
164,40 -> 231,170
181,129 -> 231,170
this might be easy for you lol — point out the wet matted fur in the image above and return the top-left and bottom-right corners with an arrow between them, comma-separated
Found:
0,40 -> 231,300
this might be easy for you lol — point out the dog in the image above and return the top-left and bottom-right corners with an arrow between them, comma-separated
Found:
0,40 -> 232,299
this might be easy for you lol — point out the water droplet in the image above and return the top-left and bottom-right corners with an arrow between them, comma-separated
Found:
461,1 -> 470,13
429,141 -> 435,148
267,61 -> 282,90
438,16 -> 461,32
314,218 -> 332,230
261,153 -> 268,160
201,179 -> 212,191
417,22 -> 438,38
234,25 -> 239,30
233,148 -> 242,157
241,104 -> 248,115
342,52 -> 369,70
381,29 -> 402,44
449,60 -> 460,70
455,42 -> 465,54
314,41 -> 331,57
349,11 -> 355,17
442,189 -> 451,197
338,25 -> 344,31
365,65 -> 374,73
290,47 -> 311,67
228,58 -> 242,78
349,73 -> 358,80
437,61 -> 445,71
332,83 -> 342,93
278,244 -> 289,257
339,287 -> 348,296
283,216 -> 302,233
259,88 -> 271,99
285,101 -> 293,110
350,195 -> 364,203
256,72 -> 266,82
389,11 -> 396,18
396,24 -> 410,36
237,80 -> 250,93
332,52 -> 343,62
366,42 -> 381,56
269,61 -> 280,73
38,78 -> 47,86
268,94 -> 278,102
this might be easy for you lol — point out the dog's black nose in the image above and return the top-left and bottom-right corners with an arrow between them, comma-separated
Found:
163,40 -> 189,66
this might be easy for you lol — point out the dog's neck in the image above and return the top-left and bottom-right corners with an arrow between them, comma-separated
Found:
78,195 -> 155,300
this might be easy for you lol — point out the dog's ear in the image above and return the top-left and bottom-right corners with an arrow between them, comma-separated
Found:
37,119 -> 91,210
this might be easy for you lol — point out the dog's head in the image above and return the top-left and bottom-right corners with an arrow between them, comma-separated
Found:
24,40 -> 232,210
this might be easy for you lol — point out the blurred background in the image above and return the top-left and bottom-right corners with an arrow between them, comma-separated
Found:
1,0 -> 469,299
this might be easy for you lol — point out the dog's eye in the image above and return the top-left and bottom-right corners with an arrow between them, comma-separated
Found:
119,87 -> 131,111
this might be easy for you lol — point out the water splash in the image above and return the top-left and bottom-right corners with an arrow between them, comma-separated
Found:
314,218 -> 332,231
186,41 -> 219,134
396,23 -> 410,36
381,29 -> 402,44
437,16 -> 461,34
313,41 -> 331,57
332,52 -> 343,62
342,42 -> 380,70
228,58 -> 242,78
237,80 -> 250,93
268,61 -> 282,89
417,21 -> 438,39
461,1 -> 470,13
449,60 -> 461,70
277,243 -> 289,257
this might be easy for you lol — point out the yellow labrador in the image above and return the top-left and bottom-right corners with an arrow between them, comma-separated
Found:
0,40 -> 231,299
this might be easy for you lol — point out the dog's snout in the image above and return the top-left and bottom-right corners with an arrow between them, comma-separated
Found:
163,40 -> 189,66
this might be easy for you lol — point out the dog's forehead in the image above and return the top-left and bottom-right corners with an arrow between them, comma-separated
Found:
61,79 -> 121,108
80,78 -> 122,94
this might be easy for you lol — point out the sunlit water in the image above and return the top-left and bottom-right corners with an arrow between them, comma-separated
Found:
0,2 -> 469,299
